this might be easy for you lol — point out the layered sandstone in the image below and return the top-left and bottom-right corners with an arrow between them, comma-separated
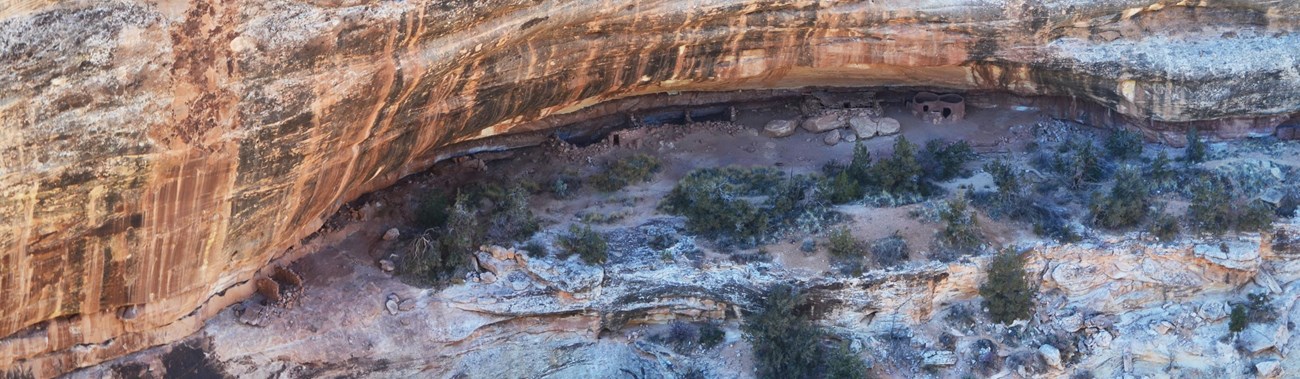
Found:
2,0 -> 1299,372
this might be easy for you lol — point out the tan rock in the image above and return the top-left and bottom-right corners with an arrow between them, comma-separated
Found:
822,129 -> 842,145
875,117 -> 902,135
763,119 -> 798,137
802,113 -> 845,133
848,116 -> 878,139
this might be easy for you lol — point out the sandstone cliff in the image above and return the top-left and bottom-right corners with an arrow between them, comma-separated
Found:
2,0 -> 1299,372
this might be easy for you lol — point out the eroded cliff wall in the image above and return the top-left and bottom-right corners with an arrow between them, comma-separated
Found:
1,0 -> 1298,372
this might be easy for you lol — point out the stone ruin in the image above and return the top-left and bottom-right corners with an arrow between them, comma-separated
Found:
910,92 -> 966,124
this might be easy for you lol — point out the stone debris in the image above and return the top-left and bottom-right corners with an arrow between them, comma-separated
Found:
842,129 -> 857,143
383,228 -> 400,241
379,257 -> 396,273
1059,312 -> 1084,332
762,119 -> 797,137
822,129 -> 842,145
921,350 -> 957,367
236,303 -> 273,327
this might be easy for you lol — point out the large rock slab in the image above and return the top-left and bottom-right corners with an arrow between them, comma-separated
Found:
802,112 -> 846,133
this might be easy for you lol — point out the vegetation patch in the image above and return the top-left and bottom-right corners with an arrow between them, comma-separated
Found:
660,166 -> 817,247
933,194 -> 984,261
744,285 -> 868,379
557,224 -> 609,264
590,154 -> 662,192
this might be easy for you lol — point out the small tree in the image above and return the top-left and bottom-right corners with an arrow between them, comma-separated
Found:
936,194 -> 984,258
744,285 -> 822,379
979,249 -> 1036,324
1069,142 -> 1105,189
984,159 -> 1019,202
1229,304 -> 1248,333
1104,129 -> 1144,160
1184,127 -> 1207,163
1148,150 -> 1177,192
876,136 -> 924,196
441,194 -> 482,256
847,141 -> 873,182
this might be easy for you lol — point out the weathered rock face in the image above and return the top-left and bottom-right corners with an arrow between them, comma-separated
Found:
2,0 -> 1299,371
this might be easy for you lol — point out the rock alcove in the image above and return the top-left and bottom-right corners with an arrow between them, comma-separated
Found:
2,0 -> 1300,377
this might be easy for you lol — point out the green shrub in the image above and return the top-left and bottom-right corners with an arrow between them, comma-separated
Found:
1188,179 -> 1275,234
1246,292 -> 1277,323
870,233 -> 909,268
1089,166 -> 1150,229
984,159 -> 1019,201
590,154 -> 662,192
827,227 -> 864,258
699,323 -> 725,349
1148,151 -> 1178,192
979,249 -> 1036,325
415,192 -> 452,229
824,342 -> 869,379
660,167 -> 812,246
1104,129 -> 1144,160
485,184 -> 539,243
441,194 -> 482,255
744,285 -> 870,379
1148,211 -> 1181,242
401,231 -> 463,287
1184,128 -> 1207,163
522,241 -> 548,258
1229,304 -> 1248,333
935,195 -> 984,259
558,224 -> 608,264
922,139 -> 975,181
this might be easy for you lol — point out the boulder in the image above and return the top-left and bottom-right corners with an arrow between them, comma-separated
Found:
1256,360 -> 1281,377
1038,344 -> 1062,369
383,228 -> 401,241
823,129 -> 842,146
1059,312 -> 1084,332
842,130 -> 857,143
385,294 -> 400,315
763,119 -> 798,137
802,113 -> 845,133
875,117 -> 901,135
848,116 -> 878,139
